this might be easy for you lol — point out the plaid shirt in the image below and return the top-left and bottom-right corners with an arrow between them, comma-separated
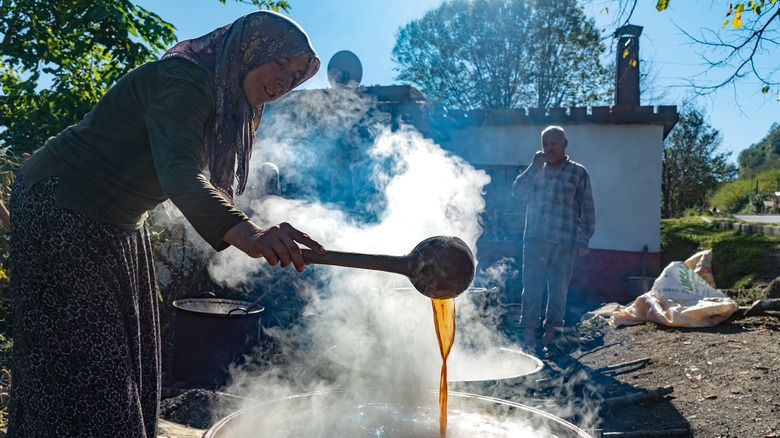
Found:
512,158 -> 596,247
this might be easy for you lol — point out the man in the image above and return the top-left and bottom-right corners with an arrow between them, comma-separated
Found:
511,125 -> 596,356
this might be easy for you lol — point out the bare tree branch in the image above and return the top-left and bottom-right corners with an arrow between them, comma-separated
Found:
680,7 -> 779,94
589,0 -> 780,98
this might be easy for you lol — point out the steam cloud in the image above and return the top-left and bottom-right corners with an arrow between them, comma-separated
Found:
165,87 -> 601,435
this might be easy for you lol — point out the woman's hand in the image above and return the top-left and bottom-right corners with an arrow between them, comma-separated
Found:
223,220 -> 325,272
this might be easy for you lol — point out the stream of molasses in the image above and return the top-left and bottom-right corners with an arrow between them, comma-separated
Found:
431,297 -> 455,436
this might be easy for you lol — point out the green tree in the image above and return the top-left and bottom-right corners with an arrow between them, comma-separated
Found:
529,0 -> 612,108
391,0 -> 611,110
0,0 -> 290,156
662,102 -> 737,217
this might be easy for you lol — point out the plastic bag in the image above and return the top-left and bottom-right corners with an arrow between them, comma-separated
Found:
610,262 -> 738,328
684,249 -> 716,288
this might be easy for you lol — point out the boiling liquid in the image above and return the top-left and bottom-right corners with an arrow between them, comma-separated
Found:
431,297 -> 456,436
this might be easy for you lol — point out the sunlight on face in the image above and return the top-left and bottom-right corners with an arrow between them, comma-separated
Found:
241,55 -> 310,107
541,131 -> 568,166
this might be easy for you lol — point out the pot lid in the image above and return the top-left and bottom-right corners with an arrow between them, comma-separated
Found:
172,298 -> 264,316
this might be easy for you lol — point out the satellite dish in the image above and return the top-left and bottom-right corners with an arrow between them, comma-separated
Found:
327,50 -> 362,88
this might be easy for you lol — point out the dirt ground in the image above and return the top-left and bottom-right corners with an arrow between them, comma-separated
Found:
156,246 -> 780,437
156,220 -> 780,437
571,312 -> 780,437
157,306 -> 780,438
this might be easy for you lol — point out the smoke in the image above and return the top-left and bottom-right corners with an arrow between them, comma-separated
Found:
181,86 -> 602,435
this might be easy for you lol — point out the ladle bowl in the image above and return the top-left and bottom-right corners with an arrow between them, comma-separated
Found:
301,236 -> 475,299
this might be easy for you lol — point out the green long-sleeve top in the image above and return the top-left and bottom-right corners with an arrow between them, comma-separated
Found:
21,57 -> 248,251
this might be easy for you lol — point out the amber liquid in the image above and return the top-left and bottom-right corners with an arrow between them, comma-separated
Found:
431,297 -> 456,436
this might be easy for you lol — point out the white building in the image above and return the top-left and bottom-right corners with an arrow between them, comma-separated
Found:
287,25 -> 679,304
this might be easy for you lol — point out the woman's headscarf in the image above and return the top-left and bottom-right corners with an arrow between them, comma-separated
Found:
162,11 -> 319,203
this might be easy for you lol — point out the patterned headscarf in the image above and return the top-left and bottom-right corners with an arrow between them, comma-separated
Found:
162,11 -> 319,202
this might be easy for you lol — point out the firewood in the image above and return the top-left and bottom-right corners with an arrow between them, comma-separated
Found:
602,385 -> 674,409
594,357 -> 651,374
744,299 -> 780,316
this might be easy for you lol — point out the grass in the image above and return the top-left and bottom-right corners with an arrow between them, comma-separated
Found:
635,322 -> 658,332
728,288 -> 770,306
661,216 -> 780,291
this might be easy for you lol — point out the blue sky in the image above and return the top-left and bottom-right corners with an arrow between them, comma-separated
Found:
136,0 -> 778,164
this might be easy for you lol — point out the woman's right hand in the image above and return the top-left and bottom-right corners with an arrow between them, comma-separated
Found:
222,220 -> 325,272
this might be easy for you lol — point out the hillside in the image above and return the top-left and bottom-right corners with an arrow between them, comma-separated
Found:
737,122 -> 780,177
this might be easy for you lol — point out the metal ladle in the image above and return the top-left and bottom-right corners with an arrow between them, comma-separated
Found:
300,236 -> 475,299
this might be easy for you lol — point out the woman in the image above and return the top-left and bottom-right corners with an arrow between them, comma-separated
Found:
8,11 -> 324,437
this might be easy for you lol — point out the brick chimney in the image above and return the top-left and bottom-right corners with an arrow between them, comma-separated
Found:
614,24 -> 643,107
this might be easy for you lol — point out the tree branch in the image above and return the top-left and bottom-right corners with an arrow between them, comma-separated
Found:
684,7 -> 779,94
594,1 -> 779,98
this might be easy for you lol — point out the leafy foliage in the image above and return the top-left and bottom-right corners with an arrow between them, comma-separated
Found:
662,102 -> 737,217
0,1 -> 178,155
0,0 -> 291,156
530,0 -> 613,108
219,0 -> 290,12
391,0 -> 612,110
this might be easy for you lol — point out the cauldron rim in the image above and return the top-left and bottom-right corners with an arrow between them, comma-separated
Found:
172,298 -> 264,317
324,344 -> 544,383
202,387 -> 591,438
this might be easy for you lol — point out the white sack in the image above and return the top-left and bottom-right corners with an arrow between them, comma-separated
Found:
611,262 -> 738,328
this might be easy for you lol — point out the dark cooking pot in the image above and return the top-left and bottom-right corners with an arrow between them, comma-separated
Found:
171,298 -> 264,386
203,387 -> 591,437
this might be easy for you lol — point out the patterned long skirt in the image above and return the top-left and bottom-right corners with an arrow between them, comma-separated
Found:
7,174 -> 161,437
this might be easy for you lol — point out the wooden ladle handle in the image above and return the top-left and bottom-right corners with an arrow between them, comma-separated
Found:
301,249 -> 413,278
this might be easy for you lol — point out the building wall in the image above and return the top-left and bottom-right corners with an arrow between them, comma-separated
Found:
441,123 -> 664,253
438,121 -> 667,303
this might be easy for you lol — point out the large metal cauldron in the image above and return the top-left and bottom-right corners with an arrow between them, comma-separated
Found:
202,388 -> 591,437
172,298 -> 264,386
